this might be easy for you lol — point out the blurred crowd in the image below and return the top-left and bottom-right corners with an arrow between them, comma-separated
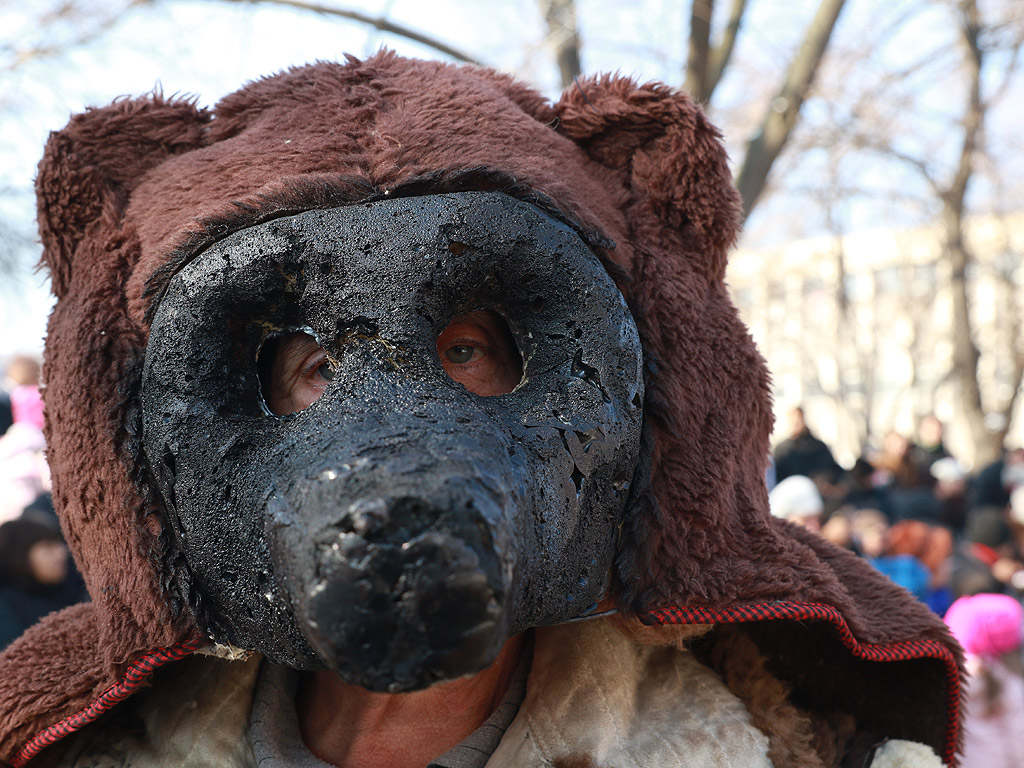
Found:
769,406 -> 1024,613
770,406 -> 1024,767
0,355 -> 86,652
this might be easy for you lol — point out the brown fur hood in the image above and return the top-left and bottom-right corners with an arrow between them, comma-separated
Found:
0,52 -> 962,765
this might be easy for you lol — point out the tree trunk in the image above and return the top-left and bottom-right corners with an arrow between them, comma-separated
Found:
944,0 -> 1005,467
684,0 -> 748,104
685,0 -> 713,103
540,0 -> 581,90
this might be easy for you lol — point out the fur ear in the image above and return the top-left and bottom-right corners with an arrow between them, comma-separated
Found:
554,75 -> 740,283
35,94 -> 209,296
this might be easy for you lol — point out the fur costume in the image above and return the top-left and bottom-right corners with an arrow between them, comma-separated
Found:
0,53 -> 962,767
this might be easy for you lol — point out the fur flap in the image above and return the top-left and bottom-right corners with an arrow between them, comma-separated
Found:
0,605 -> 106,761
555,75 -> 739,282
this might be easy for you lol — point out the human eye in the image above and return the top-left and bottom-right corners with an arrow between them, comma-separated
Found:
302,350 -> 337,383
442,342 -> 484,365
436,311 -> 522,396
259,331 -> 334,415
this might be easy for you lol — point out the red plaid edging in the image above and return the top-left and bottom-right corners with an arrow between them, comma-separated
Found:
11,638 -> 203,767
642,600 -> 961,767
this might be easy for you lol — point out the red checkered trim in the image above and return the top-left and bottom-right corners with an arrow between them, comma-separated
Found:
11,638 -> 204,768
643,601 -> 961,766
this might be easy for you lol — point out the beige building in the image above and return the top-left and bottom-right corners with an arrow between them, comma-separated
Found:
727,212 -> 1024,469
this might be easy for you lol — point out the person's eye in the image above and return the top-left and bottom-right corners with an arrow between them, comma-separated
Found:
258,331 -> 334,416
294,350 -> 337,395
315,362 -> 335,382
435,310 -> 522,397
444,344 -> 479,365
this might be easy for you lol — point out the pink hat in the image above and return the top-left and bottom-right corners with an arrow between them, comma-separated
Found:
944,593 -> 1024,657
10,385 -> 44,431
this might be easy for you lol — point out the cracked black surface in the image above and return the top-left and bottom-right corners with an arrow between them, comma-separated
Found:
141,192 -> 644,691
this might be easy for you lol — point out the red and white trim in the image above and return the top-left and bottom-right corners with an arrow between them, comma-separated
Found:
11,638 -> 204,768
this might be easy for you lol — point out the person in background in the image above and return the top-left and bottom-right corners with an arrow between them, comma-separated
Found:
829,507 -> 936,609
950,507 -> 1024,599
1008,486 -> 1024,565
886,519 -> 954,615
768,474 -> 824,533
772,406 -> 843,485
0,356 -> 42,438
0,374 -> 49,524
930,457 -> 969,534
871,430 -> 947,526
944,593 -> 1024,768
838,458 -> 894,522
20,491 -> 58,530
909,414 -> 950,486
971,448 -> 1024,510
872,431 -> 920,489
764,454 -> 777,493
0,384 -> 11,438
0,519 -> 86,651
822,507 -> 886,556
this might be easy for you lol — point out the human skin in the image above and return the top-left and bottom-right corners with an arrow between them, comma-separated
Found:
296,634 -> 525,768
27,540 -> 68,585
266,309 -> 524,767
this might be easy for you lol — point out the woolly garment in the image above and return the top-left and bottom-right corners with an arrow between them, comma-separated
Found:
25,619 -> 949,768
0,53 -> 963,766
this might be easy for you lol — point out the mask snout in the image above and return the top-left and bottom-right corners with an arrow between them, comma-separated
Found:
268,455 -> 517,692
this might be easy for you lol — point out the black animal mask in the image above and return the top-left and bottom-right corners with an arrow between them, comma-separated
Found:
142,192 -> 644,691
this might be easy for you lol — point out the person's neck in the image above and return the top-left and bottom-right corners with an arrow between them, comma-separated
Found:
295,634 -> 525,768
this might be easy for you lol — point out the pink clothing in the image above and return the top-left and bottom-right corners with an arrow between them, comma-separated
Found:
10,386 -> 44,431
958,656 -> 1024,768
945,594 -> 1024,657
0,423 -> 49,523
945,595 -> 1024,768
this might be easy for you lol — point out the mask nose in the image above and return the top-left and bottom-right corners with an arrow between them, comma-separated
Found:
268,473 -> 514,692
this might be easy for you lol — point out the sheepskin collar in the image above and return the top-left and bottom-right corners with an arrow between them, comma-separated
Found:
25,619 -> 945,768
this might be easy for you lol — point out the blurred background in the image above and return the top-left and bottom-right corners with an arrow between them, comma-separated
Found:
1,0 -> 1022,469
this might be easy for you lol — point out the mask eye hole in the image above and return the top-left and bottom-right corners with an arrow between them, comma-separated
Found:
257,331 -> 335,416
436,310 -> 522,396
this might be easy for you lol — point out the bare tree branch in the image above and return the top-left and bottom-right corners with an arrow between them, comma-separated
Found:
1,0 -> 147,73
685,0 -> 747,104
705,0 -> 747,98
225,0 -> 482,65
841,131 -> 944,197
539,0 -> 581,90
733,0 -> 848,220
944,0 -> 999,462
947,0 -> 983,213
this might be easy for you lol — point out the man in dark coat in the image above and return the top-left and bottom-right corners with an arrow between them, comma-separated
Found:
773,406 -> 843,484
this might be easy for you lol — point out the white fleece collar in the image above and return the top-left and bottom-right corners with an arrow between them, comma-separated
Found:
489,619 -> 773,767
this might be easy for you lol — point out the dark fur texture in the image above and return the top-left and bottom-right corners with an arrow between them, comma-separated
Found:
0,52 -> 963,763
